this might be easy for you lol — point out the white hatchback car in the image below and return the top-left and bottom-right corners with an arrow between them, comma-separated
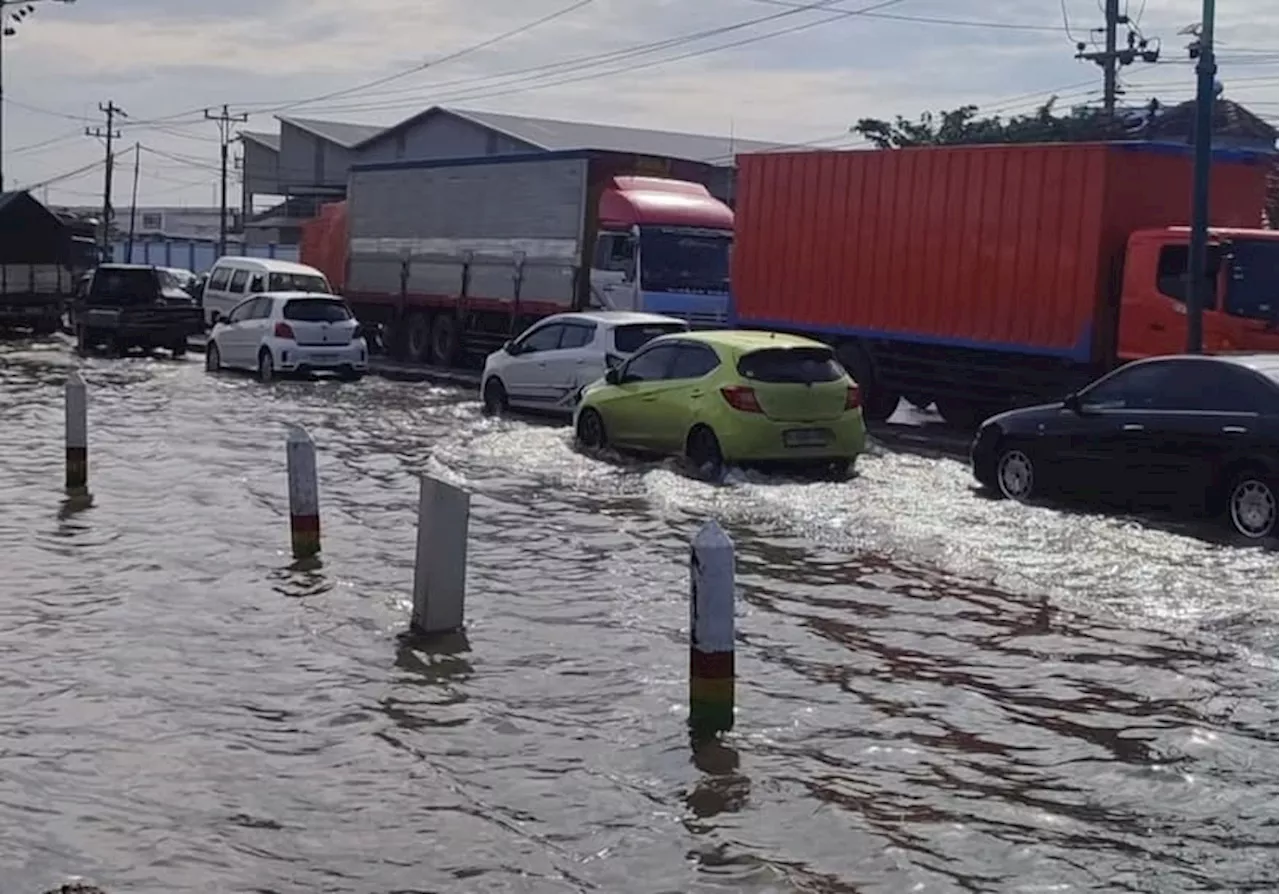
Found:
205,292 -> 368,383
481,310 -> 690,417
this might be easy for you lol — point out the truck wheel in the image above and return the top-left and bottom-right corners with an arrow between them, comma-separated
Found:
861,387 -> 901,423
835,339 -> 897,422
937,399 -> 994,431
32,317 -> 59,337
405,313 -> 431,363
905,394 -> 934,412
430,313 -> 459,367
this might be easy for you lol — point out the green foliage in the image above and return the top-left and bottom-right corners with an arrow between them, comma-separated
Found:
852,98 -> 1131,149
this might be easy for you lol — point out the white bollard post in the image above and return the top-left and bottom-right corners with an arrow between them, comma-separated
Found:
411,475 -> 470,635
689,519 -> 735,737
65,372 -> 88,495
285,425 -> 320,558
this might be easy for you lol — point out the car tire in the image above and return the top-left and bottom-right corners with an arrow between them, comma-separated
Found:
994,442 -> 1036,501
75,324 -> 91,355
339,367 -> 364,383
822,459 -> 852,481
171,340 -> 187,359
685,425 -> 724,481
257,348 -> 275,384
206,342 -> 222,372
575,408 -> 607,448
482,378 -> 509,416
1225,468 -> 1277,540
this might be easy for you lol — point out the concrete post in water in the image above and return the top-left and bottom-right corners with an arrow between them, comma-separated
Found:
285,425 -> 320,558
411,475 -> 470,635
689,520 -> 735,737
65,372 -> 88,495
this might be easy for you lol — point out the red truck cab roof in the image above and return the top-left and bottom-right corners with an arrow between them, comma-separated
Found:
598,176 -> 734,230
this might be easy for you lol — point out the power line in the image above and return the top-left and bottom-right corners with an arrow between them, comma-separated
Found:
745,0 -> 1065,31
297,0 -> 907,119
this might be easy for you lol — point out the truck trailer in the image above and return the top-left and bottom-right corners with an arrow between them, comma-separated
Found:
0,192 -> 88,335
319,149 -> 735,368
731,141 -> 1278,427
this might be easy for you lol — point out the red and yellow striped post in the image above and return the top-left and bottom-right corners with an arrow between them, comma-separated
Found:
689,520 -> 735,738
286,425 -> 320,558
65,372 -> 88,496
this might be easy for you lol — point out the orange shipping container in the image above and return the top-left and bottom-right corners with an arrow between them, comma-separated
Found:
300,200 -> 348,294
731,142 -> 1270,365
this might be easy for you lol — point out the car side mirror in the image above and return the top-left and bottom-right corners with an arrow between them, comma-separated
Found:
605,367 -> 621,386
210,311 -> 222,325
503,340 -> 515,354
1063,393 -> 1081,413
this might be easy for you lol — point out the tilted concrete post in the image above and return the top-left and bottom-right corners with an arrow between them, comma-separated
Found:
286,425 -> 320,559
411,475 -> 470,635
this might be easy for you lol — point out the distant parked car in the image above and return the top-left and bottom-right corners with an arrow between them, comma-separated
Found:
480,311 -> 691,417
205,292 -> 367,383
573,330 -> 867,479
970,353 -> 1279,540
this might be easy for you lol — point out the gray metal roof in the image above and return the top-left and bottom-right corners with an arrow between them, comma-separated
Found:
354,106 -> 786,165
240,130 -> 281,152
277,116 -> 385,149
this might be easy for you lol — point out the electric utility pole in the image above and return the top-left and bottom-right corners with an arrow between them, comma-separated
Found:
86,100 -> 125,259
126,140 -> 140,263
204,104 -> 248,258
1185,1 -> 1217,353
1074,0 -> 1161,117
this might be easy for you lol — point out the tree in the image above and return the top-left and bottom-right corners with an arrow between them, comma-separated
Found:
852,98 -> 1134,149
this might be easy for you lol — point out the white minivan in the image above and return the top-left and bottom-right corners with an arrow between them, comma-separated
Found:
201,257 -> 331,327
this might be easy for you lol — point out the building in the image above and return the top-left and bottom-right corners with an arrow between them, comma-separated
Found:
239,106 -> 784,245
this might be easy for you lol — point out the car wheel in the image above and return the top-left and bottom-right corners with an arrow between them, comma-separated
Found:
76,324 -> 90,355
575,408 -> 607,448
1226,469 -> 1277,540
339,367 -> 364,383
995,442 -> 1036,501
482,377 -> 509,416
171,340 -> 187,359
205,342 -> 222,372
686,425 -> 724,481
257,348 -> 275,384
822,458 -> 852,481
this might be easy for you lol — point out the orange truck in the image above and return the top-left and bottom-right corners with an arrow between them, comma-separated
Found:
731,141 -> 1278,426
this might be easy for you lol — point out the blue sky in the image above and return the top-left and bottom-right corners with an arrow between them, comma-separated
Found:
2,0 -> 1275,207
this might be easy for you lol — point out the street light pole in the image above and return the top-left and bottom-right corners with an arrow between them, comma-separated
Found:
1185,0 -> 1217,354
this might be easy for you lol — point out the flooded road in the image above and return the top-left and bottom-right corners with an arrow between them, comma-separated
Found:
1,337 -> 1276,894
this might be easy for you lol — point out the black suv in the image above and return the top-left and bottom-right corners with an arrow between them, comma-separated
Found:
73,264 -> 205,358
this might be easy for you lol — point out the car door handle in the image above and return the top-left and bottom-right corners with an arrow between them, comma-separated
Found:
642,395 -> 658,402
1222,425 -> 1247,434
1122,423 -> 1144,432
690,390 -> 704,398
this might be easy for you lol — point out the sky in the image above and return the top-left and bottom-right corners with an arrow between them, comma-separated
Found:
2,0 -> 1276,209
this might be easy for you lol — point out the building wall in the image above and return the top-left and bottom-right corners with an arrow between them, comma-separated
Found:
277,120 -> 356,192
241,140 -> 280,209
354,112 -> 539,166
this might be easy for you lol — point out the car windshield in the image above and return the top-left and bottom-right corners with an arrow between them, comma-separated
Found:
157,270 -> 187,290
612,322 -> 689,353
737,346 -> 844,383
270,272 -> 330,293
638,227 -> 731,294
283,298 -> 351,322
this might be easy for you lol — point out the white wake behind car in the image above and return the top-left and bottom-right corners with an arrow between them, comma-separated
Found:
480,310 -> 691,417
205,292 -> 368,383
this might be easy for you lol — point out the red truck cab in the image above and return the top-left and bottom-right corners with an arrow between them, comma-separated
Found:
1119,226 -> 1278,359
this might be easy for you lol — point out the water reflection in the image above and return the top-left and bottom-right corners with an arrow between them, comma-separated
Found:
685,737 -> 750,822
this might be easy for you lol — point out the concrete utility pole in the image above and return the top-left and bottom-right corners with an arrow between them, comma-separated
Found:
126,140 -> 139,262
85,100 -> 125,260
204,104 -> 248,258
1185,0 -> 1217,354
1074,0 -> 1161,117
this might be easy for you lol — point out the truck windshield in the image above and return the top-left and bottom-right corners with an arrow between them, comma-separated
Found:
1225,239 -> 1278,325
638,227 -> 731,295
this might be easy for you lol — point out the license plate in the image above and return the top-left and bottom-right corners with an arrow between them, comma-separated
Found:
310,353 -> 339,364
783,427 -> 831,448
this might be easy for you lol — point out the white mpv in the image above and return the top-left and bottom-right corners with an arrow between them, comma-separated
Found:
205,292 -> 368,383
480,310 -> 690,417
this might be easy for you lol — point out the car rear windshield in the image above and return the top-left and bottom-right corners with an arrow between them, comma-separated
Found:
270,272 -> 330,293
90,268 -> 157,302
283,298 -> 351,322
737,346 -> 844,383
613,322 -> 689,353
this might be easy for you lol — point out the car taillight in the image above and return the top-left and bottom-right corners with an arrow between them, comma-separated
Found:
274,322 -> 295,340
845,383 -> 861,410
720,385 -> 762,413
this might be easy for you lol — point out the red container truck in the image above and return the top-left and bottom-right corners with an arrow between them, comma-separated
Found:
731,141 -> 1278,427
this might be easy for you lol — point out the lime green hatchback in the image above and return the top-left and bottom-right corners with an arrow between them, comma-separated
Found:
573,329 -> 867,478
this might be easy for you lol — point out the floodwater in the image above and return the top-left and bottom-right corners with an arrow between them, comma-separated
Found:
1,336 -> 1276,894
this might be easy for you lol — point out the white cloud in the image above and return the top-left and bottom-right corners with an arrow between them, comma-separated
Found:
0,0 -> 1272,206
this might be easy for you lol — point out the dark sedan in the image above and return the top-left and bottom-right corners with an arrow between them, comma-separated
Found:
970,353 -> 1278,540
